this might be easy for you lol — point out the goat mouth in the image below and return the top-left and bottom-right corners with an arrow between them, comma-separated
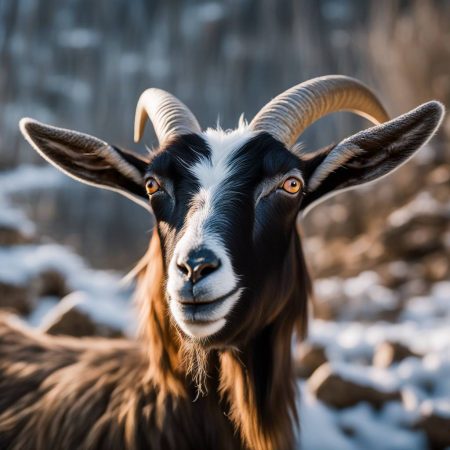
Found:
175,287 -> 240,324
178,286 -> 240,307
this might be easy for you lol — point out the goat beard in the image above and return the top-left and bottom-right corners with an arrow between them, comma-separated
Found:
180,339 -> 211,398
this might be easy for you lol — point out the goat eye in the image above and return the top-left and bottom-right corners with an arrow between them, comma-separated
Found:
145,178 -> 160,196
281,177 -> 302,194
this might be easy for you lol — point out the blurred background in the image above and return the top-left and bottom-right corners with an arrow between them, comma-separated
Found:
0,1 -> 449,449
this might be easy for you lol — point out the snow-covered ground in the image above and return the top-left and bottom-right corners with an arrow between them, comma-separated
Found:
300,383 -> 430,450
0,243 -> 135,334
300,285 -> 450,449
0,165 -> 135,334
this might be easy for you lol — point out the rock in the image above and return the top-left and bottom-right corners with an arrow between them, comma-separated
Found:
34,268 -> 68,297
0,205 -> 35,246
0,268 -> 67,317
383,223 -> 443,260
308,363 -> 400,409
303,200 -> 360,240
376,261 -> 411,289
306,233 -> 387,281
0,279 -> 33,315
0,224 -> 34,245
314,271 -> 401,323
40,293 -> 123,338
373,341 -> 420,368
426,165 -> 450,203
382,194 -> 449,260
295,342 -> 328,378
421,252 -> 450,283
311,277 -> 345,321
427,165 -> 450,187
42,304 -> 97,337
416,400 -> 450,449
398,278 -> 429,300
303,237 -> 343,279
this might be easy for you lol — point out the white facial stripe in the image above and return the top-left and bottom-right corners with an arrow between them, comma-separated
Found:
167,127 -> 256,338
186,127 -> 256,236
191,125 -> 256,189
169,127 -> 256,297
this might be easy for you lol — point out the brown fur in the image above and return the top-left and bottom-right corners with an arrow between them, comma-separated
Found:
0,229 -> 310,450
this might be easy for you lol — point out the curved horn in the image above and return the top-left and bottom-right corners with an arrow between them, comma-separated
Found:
249,75 -> 390,148
134,88 -> 201,145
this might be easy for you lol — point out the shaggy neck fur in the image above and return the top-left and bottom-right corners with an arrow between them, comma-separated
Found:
136,229 -> 311,450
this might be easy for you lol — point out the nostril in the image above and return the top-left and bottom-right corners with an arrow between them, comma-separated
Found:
194,260 -> 220,282
177,261 -> 191,278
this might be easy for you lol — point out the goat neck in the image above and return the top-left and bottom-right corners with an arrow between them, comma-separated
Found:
218,230 -> 310,450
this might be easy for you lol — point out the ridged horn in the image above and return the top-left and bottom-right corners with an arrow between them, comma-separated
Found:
249,75 -> 389,148
134,88 -> 201,144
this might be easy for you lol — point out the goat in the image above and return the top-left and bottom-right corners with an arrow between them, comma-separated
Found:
0,75 -> 444,450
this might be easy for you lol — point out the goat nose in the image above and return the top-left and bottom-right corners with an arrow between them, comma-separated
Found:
176,248 -> 221,283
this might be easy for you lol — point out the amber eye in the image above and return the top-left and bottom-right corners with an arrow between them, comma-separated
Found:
281,177 -> 302,194
145,178 -> 160,196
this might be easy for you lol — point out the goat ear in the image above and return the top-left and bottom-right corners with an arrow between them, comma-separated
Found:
299,101 -> 445,215
20,118 -> 150,211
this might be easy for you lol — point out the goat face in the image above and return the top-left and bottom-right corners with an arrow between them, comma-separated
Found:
148,129 -> 305,341
20,76 -> 445,346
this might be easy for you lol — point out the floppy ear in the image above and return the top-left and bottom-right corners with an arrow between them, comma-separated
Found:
20,118 -> 150,210
299,101 -> 445,214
